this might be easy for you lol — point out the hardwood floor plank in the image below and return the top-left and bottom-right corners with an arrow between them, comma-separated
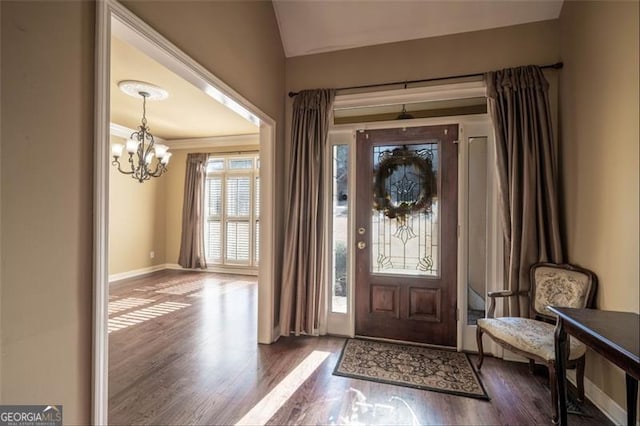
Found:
109,270 -> 613,425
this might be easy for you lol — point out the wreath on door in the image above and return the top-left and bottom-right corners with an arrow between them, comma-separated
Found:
373,147 -> 436,220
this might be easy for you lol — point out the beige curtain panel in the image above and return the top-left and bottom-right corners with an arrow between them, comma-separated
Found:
486,65 -> 563,317
280,89 -> 336,337
178,153 -> 209,269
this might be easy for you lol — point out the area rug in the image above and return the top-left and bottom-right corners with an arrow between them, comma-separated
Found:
333,338 -> 489,400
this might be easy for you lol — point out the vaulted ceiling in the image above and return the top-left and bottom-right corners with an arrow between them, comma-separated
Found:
273,0 -> 563,57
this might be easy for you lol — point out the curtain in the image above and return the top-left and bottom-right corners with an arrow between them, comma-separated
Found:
178,153 -> 208,269
280,89 -> 336,336
486,65 -> 563,317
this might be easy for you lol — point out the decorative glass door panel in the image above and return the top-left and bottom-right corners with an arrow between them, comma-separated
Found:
371,143 -> 439,276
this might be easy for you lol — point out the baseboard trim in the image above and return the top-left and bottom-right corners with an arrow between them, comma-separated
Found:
109,264 -> 168,283
501,349 -> 636,426
165,263 -> 258,276
566,370 -> 639,426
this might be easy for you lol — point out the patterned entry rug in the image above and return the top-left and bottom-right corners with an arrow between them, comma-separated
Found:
334,338 -> 489,400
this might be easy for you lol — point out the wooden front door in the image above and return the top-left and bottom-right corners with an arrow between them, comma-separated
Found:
355,125 -> 458,346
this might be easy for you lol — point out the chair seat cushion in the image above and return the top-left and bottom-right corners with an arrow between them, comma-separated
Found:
477,317 -> 586,362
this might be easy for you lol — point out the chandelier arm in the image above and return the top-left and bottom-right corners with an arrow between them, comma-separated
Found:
112,158 -> 134,175
149,163 -> 167,177
128,152 -> 137,173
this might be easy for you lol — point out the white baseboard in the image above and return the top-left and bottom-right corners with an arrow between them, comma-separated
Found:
166,263 -> 258,276
501,350 -> 637,426
108,264 -> 168,283
110,263 -> 258,283
566,370 -> 639,426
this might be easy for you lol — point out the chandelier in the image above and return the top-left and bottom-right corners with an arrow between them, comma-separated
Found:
111,81 -> 172,183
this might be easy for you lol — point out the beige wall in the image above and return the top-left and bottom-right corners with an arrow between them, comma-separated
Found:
559,0 -> 639,411
164,143 -> 259,265
0,1 -> 94,421
109,135 -> 167,276
286,19 -> 560,94
0,1 -> 285,423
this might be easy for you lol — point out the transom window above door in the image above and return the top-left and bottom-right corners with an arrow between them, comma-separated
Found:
204,154 -> 260,269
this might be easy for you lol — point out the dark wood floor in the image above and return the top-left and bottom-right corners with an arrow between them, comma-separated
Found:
108,270 -> 612,425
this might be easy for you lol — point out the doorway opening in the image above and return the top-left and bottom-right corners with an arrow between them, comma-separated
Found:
94,1 -> 277,424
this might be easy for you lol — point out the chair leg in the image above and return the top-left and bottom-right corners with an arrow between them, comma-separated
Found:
529,359 -> 536,374
549,362 -> 559,424
476,326 -> 484,370
576,356 -> 586,402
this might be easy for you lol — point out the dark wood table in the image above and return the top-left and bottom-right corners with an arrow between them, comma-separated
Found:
550,307 -> 640,426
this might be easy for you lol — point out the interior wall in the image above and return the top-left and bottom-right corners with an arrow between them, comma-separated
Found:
0,1 -> 94,422
559,0 -> 639,411
164,141 -> 259,265
0,1 -> 285,422
109,135 -> 167,276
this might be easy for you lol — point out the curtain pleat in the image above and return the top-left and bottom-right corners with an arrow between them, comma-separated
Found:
178,153 -> 208,269
486,65 -> 564,317
280,89 -> 335,336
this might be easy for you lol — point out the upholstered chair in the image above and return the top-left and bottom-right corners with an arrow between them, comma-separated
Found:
476,263 -> 597,423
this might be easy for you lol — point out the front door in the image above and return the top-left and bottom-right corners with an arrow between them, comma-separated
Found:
355,125 -> 458,346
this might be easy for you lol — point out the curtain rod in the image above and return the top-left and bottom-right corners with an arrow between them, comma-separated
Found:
287,62 -> 563,98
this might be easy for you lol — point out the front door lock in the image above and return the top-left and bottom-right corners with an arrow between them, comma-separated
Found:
357,241 -> 366,250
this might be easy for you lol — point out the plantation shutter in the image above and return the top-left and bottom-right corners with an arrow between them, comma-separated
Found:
226,176 -> 251,262
205,176 -> 223,261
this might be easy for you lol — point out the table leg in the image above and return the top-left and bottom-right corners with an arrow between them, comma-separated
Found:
626,374 -> 638,426
555,318 -> 568,425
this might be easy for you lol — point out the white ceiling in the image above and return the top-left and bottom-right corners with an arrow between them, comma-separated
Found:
110,36 -> 258,140
273,0 -> 564,58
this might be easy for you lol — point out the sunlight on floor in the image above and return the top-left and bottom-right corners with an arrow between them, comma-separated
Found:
235,350 -> 331,426
108,297 -> 154,315
108,301 -> 191,333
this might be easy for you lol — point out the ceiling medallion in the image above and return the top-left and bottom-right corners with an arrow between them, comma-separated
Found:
117,80 -> 169,101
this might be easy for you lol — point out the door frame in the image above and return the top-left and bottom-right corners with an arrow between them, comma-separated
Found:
326,81 -> 504,352
94,1 -> 277,424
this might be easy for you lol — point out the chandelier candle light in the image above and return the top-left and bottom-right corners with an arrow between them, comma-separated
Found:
112,81 -> 172,183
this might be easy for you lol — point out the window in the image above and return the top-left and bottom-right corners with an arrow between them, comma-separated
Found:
204,154 -> 260,268
331,144 -> 349,313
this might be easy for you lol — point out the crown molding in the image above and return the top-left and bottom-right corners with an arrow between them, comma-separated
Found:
164,133 -> 259,150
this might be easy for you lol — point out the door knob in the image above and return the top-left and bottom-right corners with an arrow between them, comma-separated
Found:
357,241 -> 366,250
